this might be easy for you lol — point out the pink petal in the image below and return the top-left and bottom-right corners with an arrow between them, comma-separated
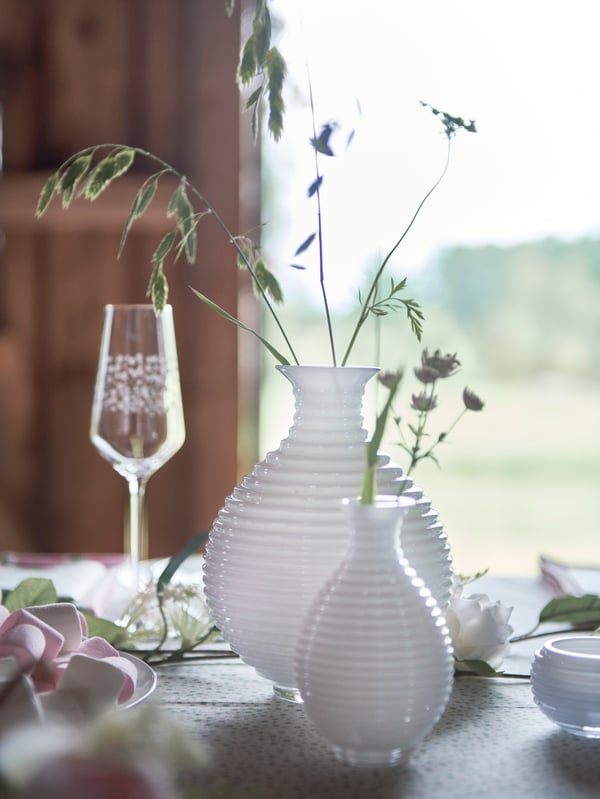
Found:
56,653 -> 125,716
0,624 -> 46,670
102,655 -> 138,703
27,603 -> 85,654
0,609 -> 63,660
77,636 -> 119,659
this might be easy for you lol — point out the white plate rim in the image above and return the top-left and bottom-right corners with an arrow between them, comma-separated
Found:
119,651 -> 157,709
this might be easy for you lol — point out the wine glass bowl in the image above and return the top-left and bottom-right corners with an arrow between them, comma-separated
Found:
90,304 -> 185,586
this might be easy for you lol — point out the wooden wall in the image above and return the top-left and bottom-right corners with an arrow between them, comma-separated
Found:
0,0 -> 259,557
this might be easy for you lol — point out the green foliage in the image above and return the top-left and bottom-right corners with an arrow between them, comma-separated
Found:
236,238 -> 283,304
539,594 -> 600,626
120,175 -> 160,256
361,371 -> 402,504
361,277 -> 424,339
83,613 -> 129,646
36,143 -> 297,363
167,182 -> 197,263
458,659 -> 504,677
35,170 -> 60,217
191,287 -> 290,365
513,594 -> 600,642
2,578 -> 58,611
84,150 -> 135,200
58,154 -> 93,207
294,233 -> 316,257
237,2 -> 286,141
310,123 -> 336,157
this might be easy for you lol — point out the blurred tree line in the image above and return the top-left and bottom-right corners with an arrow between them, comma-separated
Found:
415,237 -> 600,379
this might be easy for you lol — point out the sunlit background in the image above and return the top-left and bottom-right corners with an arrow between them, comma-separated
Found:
256,0 -> 600,576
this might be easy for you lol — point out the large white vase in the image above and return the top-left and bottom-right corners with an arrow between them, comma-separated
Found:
295,496 -> 454,767
203,364 -> 453,701
377,456 -> 454,609
203,364 -> 378,701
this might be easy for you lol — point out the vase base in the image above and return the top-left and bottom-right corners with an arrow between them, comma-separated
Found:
332,746 -> 411,768
273,684 -> 303,704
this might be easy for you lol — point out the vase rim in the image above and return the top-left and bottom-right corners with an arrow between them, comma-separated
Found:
276,364 -> 379,373
342,495 -> 415,511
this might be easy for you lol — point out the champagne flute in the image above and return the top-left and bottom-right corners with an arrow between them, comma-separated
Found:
90,304 -> 185,588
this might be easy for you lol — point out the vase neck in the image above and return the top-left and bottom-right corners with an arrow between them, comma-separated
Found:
276,365 -> 378,444
342,498 -> 413,559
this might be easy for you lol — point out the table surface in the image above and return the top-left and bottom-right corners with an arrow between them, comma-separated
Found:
151,577 -> 600,799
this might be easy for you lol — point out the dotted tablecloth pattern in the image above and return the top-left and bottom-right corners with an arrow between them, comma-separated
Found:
154,650 -> 600,799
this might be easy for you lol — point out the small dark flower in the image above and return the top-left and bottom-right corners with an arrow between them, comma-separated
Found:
463,387 -> 484,411
411,392 -> 438,412
421,348 -> 460,378
414,365 -> 440,384
377,369 -> 403,390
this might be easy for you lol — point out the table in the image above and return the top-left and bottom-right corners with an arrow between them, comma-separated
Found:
151,577 -> 600,799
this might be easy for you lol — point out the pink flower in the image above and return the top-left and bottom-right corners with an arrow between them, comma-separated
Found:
21,754 -> 177,799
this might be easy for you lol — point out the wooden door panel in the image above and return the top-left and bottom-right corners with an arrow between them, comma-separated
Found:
0,1 -> 254,557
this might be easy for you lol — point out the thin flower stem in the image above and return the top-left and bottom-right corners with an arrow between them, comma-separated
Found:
341,139 -> 452,366
407,381 -> 437,472
306,69 -> 337,366
414,407 -> 468,469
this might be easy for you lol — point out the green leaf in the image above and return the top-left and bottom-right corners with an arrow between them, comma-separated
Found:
366,373 -> 401,468
119,175 -> 159,257
153,230 -> 177,267
83,613 -> 129,646
252,6 -> 271,66
253,259 -> 283,303
244,85 -> 263,112
3,578 -> 58,612
84,149 -> 135,200
191,287 -> 290,365
539,594 -> 600,626
157,531 -> 210,596
459,659 -> 504,677
58,154 -> 93,208
36,171 -> 60,217
294,233 -> 316,257
168,182 -> 197,263
238,33 -> 258,86
265,47 -> 286,141
151,271 -> 169,313
310,123 -> 335,157
308,176 -> 323,198
224,0 -> 235,16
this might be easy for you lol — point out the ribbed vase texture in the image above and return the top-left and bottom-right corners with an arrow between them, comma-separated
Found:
296,497 -> 454,767
378,455 -> 454,609
203,364 -> 453,700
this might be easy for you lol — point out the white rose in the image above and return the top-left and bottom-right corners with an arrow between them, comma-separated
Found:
445,592 -> 514,671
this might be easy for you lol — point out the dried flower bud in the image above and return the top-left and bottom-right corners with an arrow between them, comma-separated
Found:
411,392 -> 438,412
414,365 -> 440,384
421,348 -> 460,378
463,387 -> 484,411
377,369 -> 403,390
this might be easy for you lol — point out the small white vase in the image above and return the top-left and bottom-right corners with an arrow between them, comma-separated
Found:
295,496 -> 454,768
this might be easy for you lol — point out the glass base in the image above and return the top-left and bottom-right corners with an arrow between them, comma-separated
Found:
557,721 -> 600,739
333,746 -> 410,768
273,684 -> 303,704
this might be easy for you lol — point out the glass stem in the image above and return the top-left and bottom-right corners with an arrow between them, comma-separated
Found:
128,476 -> 148,587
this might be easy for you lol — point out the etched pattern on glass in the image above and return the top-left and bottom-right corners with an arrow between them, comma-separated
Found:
103,353 -> 167,415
